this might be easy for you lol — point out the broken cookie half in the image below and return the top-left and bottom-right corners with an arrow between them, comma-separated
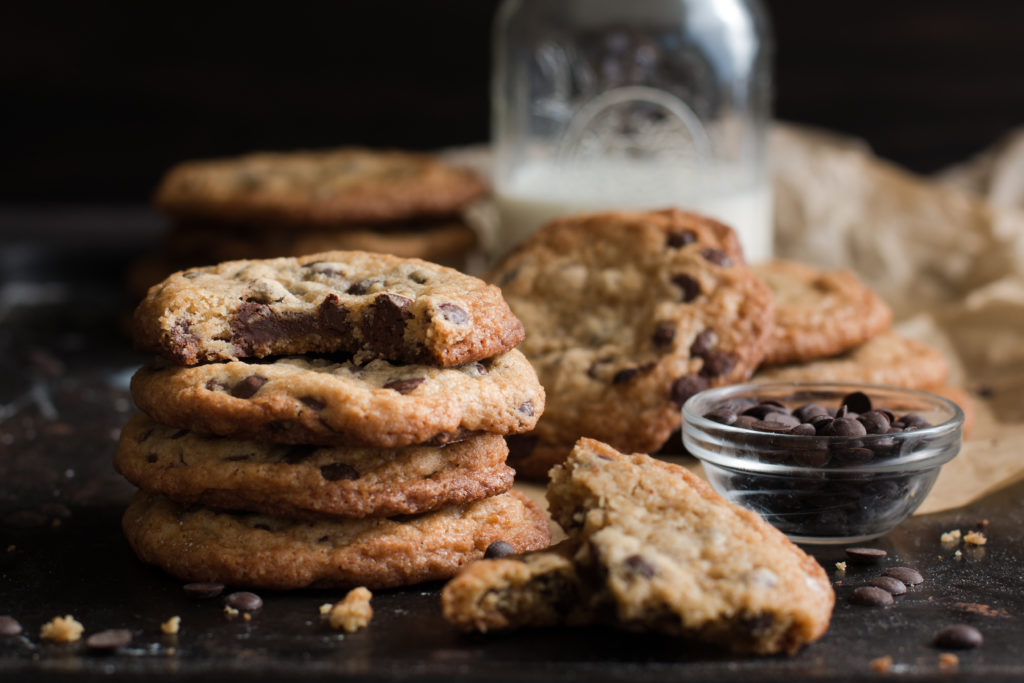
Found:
441,437 -> 834,655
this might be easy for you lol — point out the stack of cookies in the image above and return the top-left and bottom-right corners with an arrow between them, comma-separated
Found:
114,250 -> 551,589
127,148 -> 487,299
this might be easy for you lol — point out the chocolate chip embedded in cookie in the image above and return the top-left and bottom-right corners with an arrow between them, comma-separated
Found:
753,331 -> 949,390
122,490 -> 551,590
442,438 -> 834,655
490,209 -> 774,464
132,250 -> 524,367
752,259 -> 893,365
153,147 -> 488,228
114,414 -> 515,519
129,350 -> 544,448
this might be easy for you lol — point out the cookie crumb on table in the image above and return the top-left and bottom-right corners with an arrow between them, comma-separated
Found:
870,655 -> 893,673
939,653 -> 959,669
940,529 -> 962,544
223,606 -> 239,619
835,561 -> 847,572
964,530 -> 987,546
161,616 -> 180,635
40,615 -> 84,642
326,587 -> 373,633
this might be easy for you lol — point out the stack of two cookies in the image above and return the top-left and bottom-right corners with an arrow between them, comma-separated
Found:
114,251 -> 550,589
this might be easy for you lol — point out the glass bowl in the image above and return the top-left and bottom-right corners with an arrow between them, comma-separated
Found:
681,382 -> 964,544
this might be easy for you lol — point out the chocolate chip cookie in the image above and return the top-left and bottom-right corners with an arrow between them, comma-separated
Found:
114,414 -> 514,519
122,490 -> 550,590
752,260 -> 892,365
133,250 -> 524,366
753,331 -> 949,389
153,147 -> 488,228
442,438 -> 834,655
490,209 -> 774,471
130,350 -> 544,448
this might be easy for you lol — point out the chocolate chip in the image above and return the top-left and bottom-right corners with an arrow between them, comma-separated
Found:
851,586 -> 894,606
794,403 -> 829,422
821,417 -> 867,437
858,411 -> 891,434
742,403 -> 788,420
651,321 -> 676,349
283,444 -> 319,464
205,379 -> 227,392
832,447 -> 875,465
300,396 -> 325,410
733,414 -> 761,430
699,351 -> 736,378
895,413 -> 932,430
518,400 -> 535,416
882,567 -> 924,586
689,329 -> 718,358
170,429 -> 188,439
672,273 -> 702,302
317,294 -> 351,334
0,616 -> 22,636
86,629 -> 133,651
484,540 -> 516,559
612,363 -> 654,384
787,423 -> 817,436
320,463 -> 360,481
667,230 -> 696,247
362,293 -> 413,357
749,419 -> 795,433
741,613 -> 775,635
703,408 -> 738,425
868,576 -> 907,595
146,453 -> 158,463
384,378 -> 424,394
438,303 -> 469,324
933,624 -> 983,649
624,554 -> 656,578
225,591 -> 263,611
840,391 -> 872,414
303,261 -> 343,278
409,272 -> 429,284
845,547 -> 887,563
700,247 -> 732,266
231,375 -> 267,399
671,374 -> 708,406
793,449 -> 831,467
346,279 -> 376,295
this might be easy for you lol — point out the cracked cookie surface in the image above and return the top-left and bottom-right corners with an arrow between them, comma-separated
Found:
133,250 -> 524,366
114,414 -> 514,519
130,349 -> 544,448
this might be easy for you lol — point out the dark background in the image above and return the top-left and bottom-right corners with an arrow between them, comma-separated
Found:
4,0 -> 1024,203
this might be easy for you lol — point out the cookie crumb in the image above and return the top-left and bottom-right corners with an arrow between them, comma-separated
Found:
318,603 -> 333,616
242,613 -> 252,622
955,550 -> 963,559
326,587 -> 373,633
940,529 -> 961,544
835,561 -> 847,572
870,655 -> 893,673
40,615 -> 84,642
939,653 -> 959,669
964,530 -> 987,546
160,616 -> 180,635
224,606 -> 239,619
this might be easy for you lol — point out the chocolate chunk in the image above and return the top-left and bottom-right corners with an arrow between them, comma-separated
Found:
283,444 -> 319,464
506,435 -> 537,461
438,303 -> 469,324
302,261 -> 343,278
224,591 -> 263,611
484,540 -> 516,559
933,624 -> 983,649
346,279 -> 377,295
362,293 -> 413,357
787,423 -> 817,436
0,615 -> 22,636
383,378 -> 424,394
850,586 -> 894,606
612,363 -> 654,385
667,230 -> 696,247
868,576 -> 907,595
232,302 -> 318,355
840,391 -> 872,414
794,403 -> 829,422
205,379 -> 228,392
689,329 -> 718,358
320,463 -> 360,481
845,547 -> 887,563
231,375 -> 268,399
746,419 -> 793,433
86,629 -> 133,651
858,410 -> 891,434
300,396 -> 326,410
699,351 -> 737,378
317,294 -> 351,334
170,319 -> 200,361
518,400 -> 535,416
651,321 -> 676,349
703,408 -> 738,425
821,417 -> 867,437
672,273 -> 702,302
700,247 -> 732,266
670,374 -> 708,406
882,567 -> 924,586
624,554 -> 656,578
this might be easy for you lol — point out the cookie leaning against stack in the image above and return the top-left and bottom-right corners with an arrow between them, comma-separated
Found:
127,147 -> 488,299
116,250 -> 551,590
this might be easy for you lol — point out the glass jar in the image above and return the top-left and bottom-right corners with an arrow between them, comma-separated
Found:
491,0 -> 774,261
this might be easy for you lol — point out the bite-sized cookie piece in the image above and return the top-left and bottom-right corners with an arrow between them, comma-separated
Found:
490,209 -> 774,465
443,438 -> 834,656
753,331 -> 949,390
114,414 -> 514,519
130,350 -> 544,448
752,260 -> 892,365
153,147 -> 488,227
133,251 -> 524,367
122,490 -> 551,590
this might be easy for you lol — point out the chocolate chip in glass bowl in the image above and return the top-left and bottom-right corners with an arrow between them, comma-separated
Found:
703,407 -> 738,425
794,403 -> 830,422
858,410 -> 892,434
839,391 -> 872,415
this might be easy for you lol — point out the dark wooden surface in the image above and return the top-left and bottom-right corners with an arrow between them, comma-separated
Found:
2,209 -> 1024,681
3,1 -> 1024,204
